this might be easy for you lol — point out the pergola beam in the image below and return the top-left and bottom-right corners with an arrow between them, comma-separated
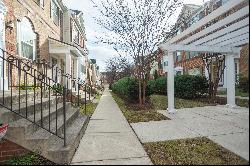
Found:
159,44 -> 241,55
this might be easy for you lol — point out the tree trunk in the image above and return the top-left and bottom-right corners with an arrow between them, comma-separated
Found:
138,79 -> 142,106
142,80 -> 147,105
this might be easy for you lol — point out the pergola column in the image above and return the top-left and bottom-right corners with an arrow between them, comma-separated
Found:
226,54 -> 236,107
167,50 -> 176,113
65,53 -> 72,89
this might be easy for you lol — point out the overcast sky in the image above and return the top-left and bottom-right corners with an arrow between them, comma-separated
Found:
62,0 -> 206,72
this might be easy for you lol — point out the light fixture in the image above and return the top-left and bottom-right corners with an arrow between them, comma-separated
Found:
6,21 -> 14,31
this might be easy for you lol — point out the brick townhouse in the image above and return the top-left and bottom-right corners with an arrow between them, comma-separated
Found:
0,0 -> 98,163
157,0 -> 249,88
0,0 -> 89,90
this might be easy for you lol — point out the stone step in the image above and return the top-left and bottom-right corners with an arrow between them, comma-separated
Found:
0,90 -> 55,107
5,104 -> 80,156
46,115 -> 89,164
0,96 -> 63,123
7,102 -> 70,136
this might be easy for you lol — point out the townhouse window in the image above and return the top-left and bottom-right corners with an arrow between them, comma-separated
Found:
35,0 -> 44,8
81,64 -> 86,73
175,52 -> 182,62
51,0 -> 60,25
164,61 -> 168,67
17,18 -> 37,60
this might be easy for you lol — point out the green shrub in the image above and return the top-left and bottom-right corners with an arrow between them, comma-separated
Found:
238,75 -> 249,93
147,80 -> 156,96
19,83 -> 39,91
111,77 -> 139,101
175,75 -> 209,99
52,83 -> 64,94
148,75 -> 208,99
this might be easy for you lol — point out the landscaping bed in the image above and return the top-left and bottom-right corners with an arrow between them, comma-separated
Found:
112,93 -> 169,123
150,95 -> 249,110
1,153 -> 55,165
143,137 -> 249,165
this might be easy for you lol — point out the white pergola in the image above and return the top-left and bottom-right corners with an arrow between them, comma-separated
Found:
159,44 -> 241,113
159,0 -> 249,113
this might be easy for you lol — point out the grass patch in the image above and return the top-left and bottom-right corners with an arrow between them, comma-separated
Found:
150,95 -> 249,109
150,95 -> 211,110
1,153 -> 55,165
80,102 -> 98,117
218,88 -> 249,97
143,137 -> 249,165
112,92 -> 169,123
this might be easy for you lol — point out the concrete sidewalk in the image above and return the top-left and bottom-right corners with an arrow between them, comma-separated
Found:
131,106 -> 249,161
71,88 -> 152,165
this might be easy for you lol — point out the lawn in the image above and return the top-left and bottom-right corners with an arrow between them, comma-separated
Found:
112,93 -> 169,123
1,153 -> 55,165
143,137 -> 249,165
150,95 -> 249,109
80,102 -> 98,117
218,88 -> 249,97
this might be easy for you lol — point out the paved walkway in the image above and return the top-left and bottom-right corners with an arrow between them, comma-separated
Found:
71,88 -> 152,165
131,105 -> 249,161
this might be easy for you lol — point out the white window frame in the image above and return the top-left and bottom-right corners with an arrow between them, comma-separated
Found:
17,18 -> 37,60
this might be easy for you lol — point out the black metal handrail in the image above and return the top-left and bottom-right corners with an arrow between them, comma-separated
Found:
0,49 -> 91,146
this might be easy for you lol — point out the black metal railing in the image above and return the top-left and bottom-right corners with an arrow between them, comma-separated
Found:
0,49 -> 92,146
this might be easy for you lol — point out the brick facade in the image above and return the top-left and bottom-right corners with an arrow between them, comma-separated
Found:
239,44 -> 249,78
4,0 -> 61,60
0,139 -> 29,162
175,52 -> 205,75
3,0 -> 63,86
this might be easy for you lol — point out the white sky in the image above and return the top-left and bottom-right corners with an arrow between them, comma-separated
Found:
62,0 -> 205,72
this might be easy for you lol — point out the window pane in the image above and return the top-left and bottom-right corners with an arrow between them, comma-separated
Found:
21,42 -> 33,59
52,1 -> 59,25
18,18 -> 36,60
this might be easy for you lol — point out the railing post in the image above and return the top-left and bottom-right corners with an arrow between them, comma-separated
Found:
63,87 -> 66,147
85,84 -> 87,115
78,83 -> 80,107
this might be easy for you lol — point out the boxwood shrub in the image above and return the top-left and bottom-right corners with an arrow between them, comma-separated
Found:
175,75 -> 209,99
112,75 -> 208,101
111,77 -> 139,101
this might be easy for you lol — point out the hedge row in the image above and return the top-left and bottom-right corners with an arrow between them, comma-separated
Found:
111,77 -> 139,101
112,75 -> 209,101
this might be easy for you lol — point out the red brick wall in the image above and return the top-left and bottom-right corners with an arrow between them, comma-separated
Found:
175,52 -> 205,75
239,44 -> 249,78
0,139 -> 29,162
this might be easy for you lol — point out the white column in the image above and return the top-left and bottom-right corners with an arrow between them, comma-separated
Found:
65,53 -> 72,89
167,50 -> 176,113
74,58 -> 79,79
0,5 -> 8,91
226,54 -> 236,108
73,58 -> 79,92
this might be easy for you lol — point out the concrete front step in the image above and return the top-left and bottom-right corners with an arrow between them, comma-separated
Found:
0,90 -> 51,107
2,93 -> 90,164
0,96 -> 63,123
46,115 -> 89,164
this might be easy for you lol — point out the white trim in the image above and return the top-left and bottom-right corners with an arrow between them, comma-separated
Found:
0,0 -> 7,15
159,44 -> 241,55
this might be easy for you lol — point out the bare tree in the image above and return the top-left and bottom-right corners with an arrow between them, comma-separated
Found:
105,56 -> 132,87
92,0 -> 183,105
202,53 -> 226,102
